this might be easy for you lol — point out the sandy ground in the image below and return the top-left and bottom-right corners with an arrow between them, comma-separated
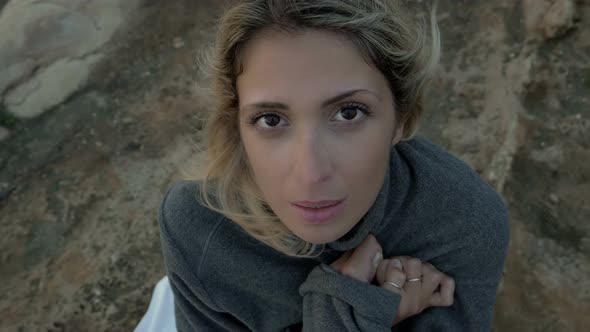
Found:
0,1 -> 589,331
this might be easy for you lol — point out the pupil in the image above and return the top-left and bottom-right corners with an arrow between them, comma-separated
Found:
264,115 -> 280,126
342,108 -> 357,120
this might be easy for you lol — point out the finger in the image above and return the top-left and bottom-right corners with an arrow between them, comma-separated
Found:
421,262 -> 443,295
381,259 -> 406,295
397,257 -> 422,313
398,257 -> 422,287
329,250 -> 353,271
440,276 -> 455,305
429,276 -> 455,307
418,262 -> 442,310
343,234 -> 382,282
370,251 -> 383,281
376,258 -> 392,285
397,257 -> 422,279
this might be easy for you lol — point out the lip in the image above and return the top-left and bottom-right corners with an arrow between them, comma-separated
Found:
290,199 -> 346,224
292,199 -> 344,208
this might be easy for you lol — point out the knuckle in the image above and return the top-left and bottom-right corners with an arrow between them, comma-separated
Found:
387,268 -> 405,280
408,257 -> 421,268
390,262 -> 401,273
431,270 -> 443,281
449,276 -> 456,285
444,275 -> 455,285
388,263 -> 404,274
445,296 -> 454,306
422,262 -> 435,273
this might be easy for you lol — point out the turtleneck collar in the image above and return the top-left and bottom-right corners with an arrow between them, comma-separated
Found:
324,144 -> 410,252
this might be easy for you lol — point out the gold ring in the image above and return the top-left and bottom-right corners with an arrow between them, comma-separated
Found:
386,280 -> 402,289
407,278 -> 422,282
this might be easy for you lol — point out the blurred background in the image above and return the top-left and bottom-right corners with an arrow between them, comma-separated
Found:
0,0 -> 588,331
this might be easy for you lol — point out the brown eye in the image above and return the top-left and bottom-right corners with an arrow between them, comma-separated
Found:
251,113 -> 285,129
333,103 -> 370,122
340,107 -> 358,120
261,114 -> 281,127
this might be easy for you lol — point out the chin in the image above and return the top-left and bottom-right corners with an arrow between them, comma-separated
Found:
292,225 -> 345,245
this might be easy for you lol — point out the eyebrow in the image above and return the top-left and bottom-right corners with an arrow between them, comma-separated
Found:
240,88 -> 379,112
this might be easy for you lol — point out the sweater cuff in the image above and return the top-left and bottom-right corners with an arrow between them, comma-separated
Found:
299,263 -> 401,327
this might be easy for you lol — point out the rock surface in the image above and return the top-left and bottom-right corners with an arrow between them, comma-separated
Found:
523,0 -> 577,40
0,0 -> 139,118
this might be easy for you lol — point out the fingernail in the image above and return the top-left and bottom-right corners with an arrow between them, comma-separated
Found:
372,251 -> 382,268
390,259 -> 402,269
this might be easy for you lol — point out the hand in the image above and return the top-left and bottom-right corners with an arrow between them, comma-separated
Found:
376,256 -> 455,326
328,235 -> 455,326
329,234 -> 382,283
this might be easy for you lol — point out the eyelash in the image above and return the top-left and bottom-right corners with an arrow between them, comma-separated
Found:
247,102 -> 373,129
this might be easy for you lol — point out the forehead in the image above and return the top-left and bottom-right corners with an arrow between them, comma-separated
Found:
236,29 -> 389,102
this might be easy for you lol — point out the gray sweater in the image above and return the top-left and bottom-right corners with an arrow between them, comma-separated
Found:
159,136 -> 510,331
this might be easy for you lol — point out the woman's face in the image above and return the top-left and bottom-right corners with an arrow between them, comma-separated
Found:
237,29 -> 400,244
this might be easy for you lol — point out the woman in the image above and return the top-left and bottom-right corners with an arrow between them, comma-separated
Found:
159,0 -> 510,331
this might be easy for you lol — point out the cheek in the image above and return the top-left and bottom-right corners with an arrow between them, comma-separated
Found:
241,118 -> 392,187
241,133 -> 286,188
340,141 -> 389,185
337,124 -> 392,166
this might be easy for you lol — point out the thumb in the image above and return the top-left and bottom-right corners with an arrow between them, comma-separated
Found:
346,234 -> 382,282
329,250 -> 353,272
368,250 -> 382,281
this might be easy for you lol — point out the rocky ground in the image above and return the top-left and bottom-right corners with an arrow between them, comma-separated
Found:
0,0 -> 588,331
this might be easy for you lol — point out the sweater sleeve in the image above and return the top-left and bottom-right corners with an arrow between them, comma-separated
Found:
392,198 -> 511,331
158,184 -> 251,332
298,263 -> 401,331
167,269 -> 249,332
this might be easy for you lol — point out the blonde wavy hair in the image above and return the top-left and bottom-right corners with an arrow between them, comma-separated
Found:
190,0 -> 440,257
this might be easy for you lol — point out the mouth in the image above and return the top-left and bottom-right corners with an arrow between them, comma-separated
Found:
291,200 -> 344,208
290,199 -> 347,224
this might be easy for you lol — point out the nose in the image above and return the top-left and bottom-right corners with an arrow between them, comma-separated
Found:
292,130 -> 332,185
